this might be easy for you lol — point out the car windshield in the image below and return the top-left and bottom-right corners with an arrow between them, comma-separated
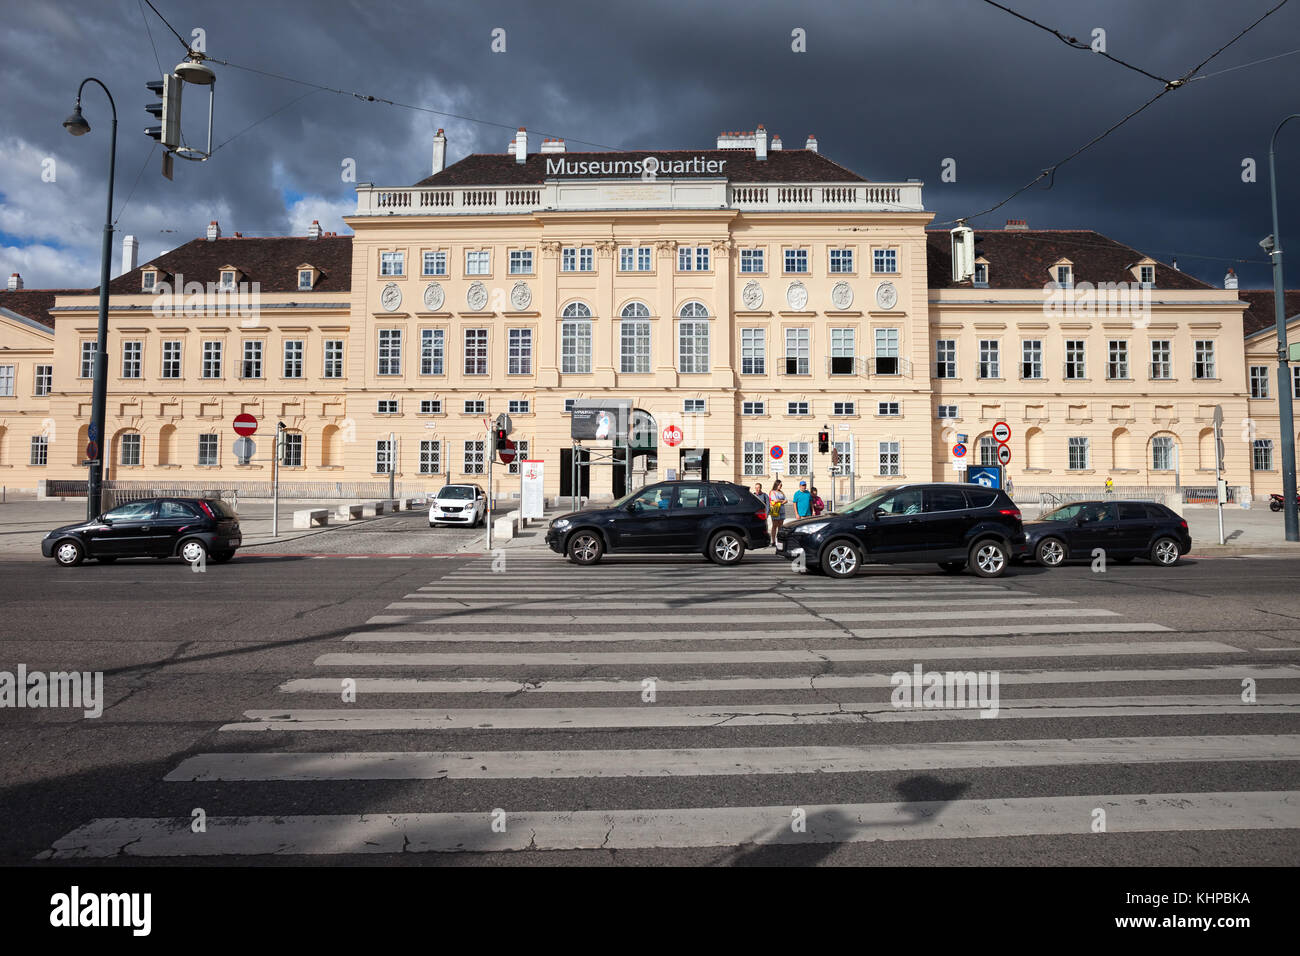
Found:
1040,503 -> 1088,522
840,486 -> 901,516
611,485 -> 658,508
439,487 -> 476,500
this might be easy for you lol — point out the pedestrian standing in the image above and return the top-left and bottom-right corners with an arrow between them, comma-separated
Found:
1005,476 -> 1015,499
793,480 -> 812,517
752,482 -> 769,516
1105,475 -> 1114,495
769,479 -> 787,535
811,486 -> 825,516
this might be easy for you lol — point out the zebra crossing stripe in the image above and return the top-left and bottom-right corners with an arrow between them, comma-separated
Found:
379,607 -> 1117,624
397,595 -> 1076,608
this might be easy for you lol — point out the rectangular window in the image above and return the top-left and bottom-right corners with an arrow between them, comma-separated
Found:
1067,436 -> 1089,470
420,329 -> 445,376
678,321 -> 710,374
742,401 -> 766,416
375,439 -> 394,474
464,329 -> 488,375
419,439 -> 441,475
563,399 -> 577,414
562,247 -> 593,272
463,439 -> 486,475
463,400 -> 485,414
422,251 -> 447,276
121,341 -> 142,379
563,247 -> 575,271
1152,435 -> 1175,471
220,270 -> 236,290
507,439 -> 530,476
620,320 -> 651,373
241,341 -> 262,379
743,441 -> 765,476
1194,340 -> 1216,379
1250,365 -> 1270,399
161,341 -> 181,379
787,401 -> 809,416
141,271 -> 156,291
509,249 -> 533,275
420,400 -> 442,414
1140,265 -> 1155,285
1150,340 -> 1172,379
79,341 -> 96,379
784,328 -> 810,375
830,328 -> 856,375
506,328 -> 533,375
619,247 -> 634,271
198,434 -> 219,466
740,328 -> 766,375
740,249 -> 765,273
298,270 -> 313,291
878,441 -> 900,476
877,401 -> 899,416
873,249 -> 898,273
637,246 -> 651,271
30,435 -> 48,466
119,433 -> 141,466
1021,339 -> 1043,379
1108,340 -> 1129,379
465,250 -> 490,275
1056,265 -> 1072,287
788,441 -> 811,476
978,339 -> 1000,379
202,341 -> 222,379
973,262 -> 988,285
935,339 -> 956,379
829,248 -> 854,273
380,251 -> 404,276
377,399 -> 399,414
281,433 -> 303,467
508,399 -> 530,414
938,404 -> 959,419
978,436 -> 998,467
377,329 -> 402,375
833,440 -> 853,473
874,328 -> 899,375
1064,340 -> 1086,380
323,339 -> 344,379
833,401 -> 857,416
283,340 -> 304,378
677,246 -> 708,271
1254,438 -> 1274,471
0,365 -> 15,396
561,321 -> 592,374
683,399 -> 706,415
784,248 -> 809,273
34,365 -> 52,396
1293,365 -> 1300,399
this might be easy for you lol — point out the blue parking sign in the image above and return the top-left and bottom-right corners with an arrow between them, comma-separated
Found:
966,465 -> 1002,489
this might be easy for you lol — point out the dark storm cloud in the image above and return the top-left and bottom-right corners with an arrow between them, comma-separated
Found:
2,0 -> 1297,288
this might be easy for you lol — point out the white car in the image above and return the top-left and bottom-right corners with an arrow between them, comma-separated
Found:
428,484 -> 487,527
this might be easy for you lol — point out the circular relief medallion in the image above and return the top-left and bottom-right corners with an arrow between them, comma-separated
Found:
876,281 -> 899,311
380,282 -> 402,312
786,280 -> 808,311
466,281 -> 488,312
741,280 -> 763,310
422,281 -> 445,311
510,281 -> 532,311
831,281 -> 854,310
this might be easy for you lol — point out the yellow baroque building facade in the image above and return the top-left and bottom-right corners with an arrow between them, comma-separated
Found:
0,126 -> 1293,504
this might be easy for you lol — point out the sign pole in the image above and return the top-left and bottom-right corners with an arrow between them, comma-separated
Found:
271,423 -> 281,538
1214,409 -> 1225,545
388,431 -> 396,501
486,423 -> 493,552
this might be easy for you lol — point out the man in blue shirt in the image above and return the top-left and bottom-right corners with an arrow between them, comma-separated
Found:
792,480 -> 812,518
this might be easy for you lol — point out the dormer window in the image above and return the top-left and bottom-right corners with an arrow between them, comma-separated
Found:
298,270 -> 312,291
1139,264 -> 1155,287
141,270 -> 157,292
220,269 -> 236,289
1053,261 -> 1073,288
973,261 -> 989,287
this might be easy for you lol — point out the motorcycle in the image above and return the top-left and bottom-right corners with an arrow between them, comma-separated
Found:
1269,492 -> 1300,512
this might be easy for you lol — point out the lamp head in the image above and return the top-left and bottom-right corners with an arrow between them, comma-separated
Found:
174,55 -> 215,86
62,104 -> 90,136
1261,235 -> 1276,253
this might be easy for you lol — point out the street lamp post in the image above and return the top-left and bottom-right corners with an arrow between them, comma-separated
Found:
63,78 -> 117,521
1267,114 -> 1300,542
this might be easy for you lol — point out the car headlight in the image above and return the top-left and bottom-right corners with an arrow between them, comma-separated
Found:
797,522 -> 829,535
552,518 -> 571,530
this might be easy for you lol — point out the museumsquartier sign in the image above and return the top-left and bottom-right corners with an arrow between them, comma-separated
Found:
545,155 -> 726,177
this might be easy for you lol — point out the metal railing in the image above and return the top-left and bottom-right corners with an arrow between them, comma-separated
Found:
47,478 -> 438,503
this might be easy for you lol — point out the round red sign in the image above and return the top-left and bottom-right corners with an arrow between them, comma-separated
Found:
233,413 -> 258,437
992,421 -> 1011,444
662,425 -> 684,447
499,439 -> 517,465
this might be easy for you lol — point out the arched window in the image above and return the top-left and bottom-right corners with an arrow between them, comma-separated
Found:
678,301 -> 709,318
1112,428 -> 1132,470
562,302 -> 592,319
1025,427 -> 1044,469
158,424 -> 177,466
620,304 -> 651,373
321,424 -> 342,467
977,434 -> 998,466
621,302 -> 650,318
677,302 -> 710,373
561,304 -> 593,374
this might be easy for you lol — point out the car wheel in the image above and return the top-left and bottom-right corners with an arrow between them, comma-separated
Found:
707,530 -> 745,566
54,540 -> 84,567
937,561 -> 965,573
822,539 -> 861,579
179,539 -> 209,565
210,550 -> 235,563
969,539 -> 1009,578
567,531 -> 603,565
1150,536 -> 1181,566
98,556 -> 118,564
1035,537 -> 1066,568
428,522 -> 435,528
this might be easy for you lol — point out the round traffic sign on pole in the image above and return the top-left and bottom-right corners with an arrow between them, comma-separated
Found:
233,413 -> 258,437
770,444 -> 784,460
662,425 -> 683,447
85,440 -> 98,461
952,443 -> 967,458
233,437 -> 256,463
992,421 -> 1011,444
499,439 -> 517,465
997,443 -> 1012,465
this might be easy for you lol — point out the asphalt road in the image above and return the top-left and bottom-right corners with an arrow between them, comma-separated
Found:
1,535 -> 1297,866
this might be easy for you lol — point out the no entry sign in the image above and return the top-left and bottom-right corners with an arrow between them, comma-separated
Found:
233,413 -> 258,437
992,421 -> 1011,444
662,424 -> 684,447
499,438 -> 517,465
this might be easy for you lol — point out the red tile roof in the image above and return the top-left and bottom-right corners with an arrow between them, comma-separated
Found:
414,148 -> 867,188
925,228 -> 1213,291
1240,289 -> 1300,337
105,235 -> 353,295
0,288 -> 91,329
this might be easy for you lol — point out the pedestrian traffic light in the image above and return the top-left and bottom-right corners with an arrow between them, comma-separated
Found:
144,75 -> 181,149
817,429 -> 830,454
494,426 -> 508,450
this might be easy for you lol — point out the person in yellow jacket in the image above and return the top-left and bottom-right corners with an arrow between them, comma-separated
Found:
769,478 -> 788,535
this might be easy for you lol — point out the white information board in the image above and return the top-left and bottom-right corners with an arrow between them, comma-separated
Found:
520,459 -> 545,519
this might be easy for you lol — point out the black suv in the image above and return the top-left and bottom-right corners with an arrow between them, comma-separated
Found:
546,480 -> 770,565
41,497 -> 242,567
776,483 -> 1023,578
1024,499 -> 1192,567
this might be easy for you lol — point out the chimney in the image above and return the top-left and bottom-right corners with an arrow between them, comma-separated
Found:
1004,218 -> 1028,230
540,137 -> 566,153
431,128 -> 446,174
308,219 -> 322,239
122,234 -> 139,274
771,134 -> 783,151
207,220 -> 221,241
804,134 -> 818,152
755,124 -> 767,161
1224,268 -> 1238,290
513,127 -> 527,164
234,232 -> 243,238
1172,257 -> 1179,271
717,130 -> 756,150
7,273 -> 21,291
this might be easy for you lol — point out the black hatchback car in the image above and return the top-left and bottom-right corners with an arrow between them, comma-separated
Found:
776,482 -> 1023,578
1024,499 -> 1191,567
546,480 -> 770,565
42,497 -> 242,567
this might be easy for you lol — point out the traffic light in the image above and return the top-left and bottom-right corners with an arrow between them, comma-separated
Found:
817,429 -> 830,454
494,427 -> 508,451
145,75 -> 181,149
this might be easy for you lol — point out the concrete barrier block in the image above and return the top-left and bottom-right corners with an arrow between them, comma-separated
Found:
336,503 -> 364,521
293,508 -> 330,529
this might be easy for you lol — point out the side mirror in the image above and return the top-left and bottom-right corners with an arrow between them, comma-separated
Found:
873,507 -> 887,519
98,516 -> 111,525
626,502 -> 640,513
1074,515 -> 1086,526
